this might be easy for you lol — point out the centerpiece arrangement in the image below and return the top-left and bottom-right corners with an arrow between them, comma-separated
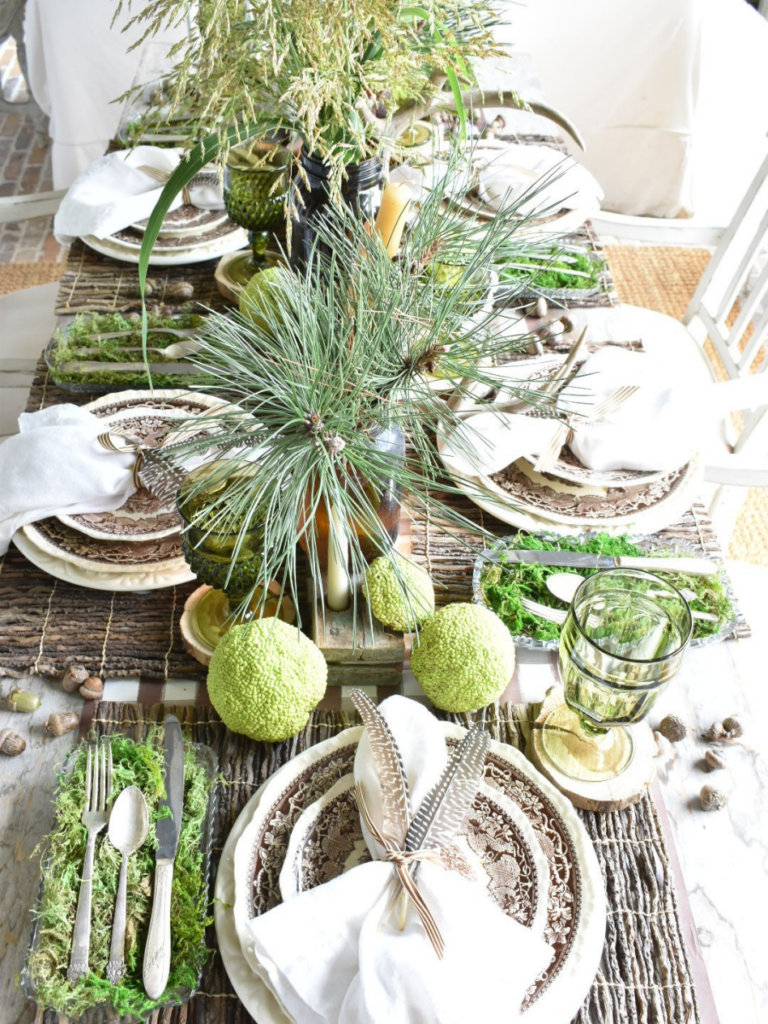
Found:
163,161 -> 562,645
117,0 -> 582,276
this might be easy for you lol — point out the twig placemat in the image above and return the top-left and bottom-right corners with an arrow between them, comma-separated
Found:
34,701 -> 706,1024
54,238 -> 233,318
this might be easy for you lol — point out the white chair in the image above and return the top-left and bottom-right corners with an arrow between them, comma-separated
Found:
0,190 -> 63,441
577,153 -> 768,547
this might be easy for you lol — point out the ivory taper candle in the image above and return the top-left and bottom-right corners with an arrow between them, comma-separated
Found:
375,182 -> 411,258
327,503 -> 351,611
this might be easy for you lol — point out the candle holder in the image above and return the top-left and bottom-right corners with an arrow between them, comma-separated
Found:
177,462 -> 290,655
542,569 -> 692,784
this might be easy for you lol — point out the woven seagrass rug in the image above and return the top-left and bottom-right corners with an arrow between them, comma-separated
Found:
605,244 -> 768,568
0,261 -> 64,296
34,701 -> 707,1024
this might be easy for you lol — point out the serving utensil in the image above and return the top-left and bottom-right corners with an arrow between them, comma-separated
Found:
67,739 -> 113,982
107,787 -> 149,984
546,571 -> 720,622
521,596 -> 567,625
143,715 -> 185,1000
481,547 -> 717,577
71,340 -> 203,359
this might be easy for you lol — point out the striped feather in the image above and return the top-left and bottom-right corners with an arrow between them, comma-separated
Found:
351,689 -> 412,845
405,726 -> 489,853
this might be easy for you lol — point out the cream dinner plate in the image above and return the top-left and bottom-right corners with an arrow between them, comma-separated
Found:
58,392 -> 227,543
278,772 -> 551,940
11,527 -> 196,592
216,723 -> 606,1024
83,227 -> 248,266
436,423 -> 703,536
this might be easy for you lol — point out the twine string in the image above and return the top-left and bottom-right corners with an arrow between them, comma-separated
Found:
355,784 -> 445,959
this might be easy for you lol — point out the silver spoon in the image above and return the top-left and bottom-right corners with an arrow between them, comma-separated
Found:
545,572 -> 719,622
107,786 -> 149,984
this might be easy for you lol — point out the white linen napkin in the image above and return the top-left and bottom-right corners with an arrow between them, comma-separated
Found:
246,696 -> 553,1024
53,146 -> 224,244
477,145 -> 603,216
441,346 -> 768,478
0,405 -> 138,555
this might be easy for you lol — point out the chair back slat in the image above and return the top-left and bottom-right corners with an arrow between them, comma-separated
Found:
680,151 -> 768,457
737,307 -> 768,376
726,259 -> 768,358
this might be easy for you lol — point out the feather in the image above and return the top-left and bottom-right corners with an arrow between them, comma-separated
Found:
351,689 -> 412,845
137,447 -> 189,505
405,726 -> 489,853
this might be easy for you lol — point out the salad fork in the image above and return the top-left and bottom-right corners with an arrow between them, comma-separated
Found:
67,739 -> 113,983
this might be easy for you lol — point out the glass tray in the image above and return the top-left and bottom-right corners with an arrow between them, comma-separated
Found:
44,331 -> 201,395
473,530 -> 739,652
20,737 -> 218,1024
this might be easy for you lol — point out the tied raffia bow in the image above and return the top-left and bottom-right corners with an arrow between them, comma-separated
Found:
355,784 -> 446,959
533,384 -> 640,474
97,431 -> 186,504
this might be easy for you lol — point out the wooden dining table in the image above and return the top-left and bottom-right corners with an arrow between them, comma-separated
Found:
1,50 -> 767,1024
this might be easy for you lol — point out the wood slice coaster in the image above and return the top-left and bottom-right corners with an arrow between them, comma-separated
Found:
214,250 -> 248,303
180,582 -> 296,668
528,688 -> 659,812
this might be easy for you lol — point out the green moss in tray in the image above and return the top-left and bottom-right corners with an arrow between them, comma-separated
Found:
498,249 -> 604,291
24,734 -> 213,1020
50,311 -> 209,388
479,533 -> 734,643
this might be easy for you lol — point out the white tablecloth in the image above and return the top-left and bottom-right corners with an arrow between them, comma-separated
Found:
516,0 -> 768,222
23,2 -> 185,188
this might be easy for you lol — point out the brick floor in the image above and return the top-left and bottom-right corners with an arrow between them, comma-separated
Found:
0,39 -> 65,264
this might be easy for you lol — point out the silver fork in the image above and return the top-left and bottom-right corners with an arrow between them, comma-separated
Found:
68,739 -> 113,983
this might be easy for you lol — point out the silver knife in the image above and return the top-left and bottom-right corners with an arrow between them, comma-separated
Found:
143,715 -> 184,1001
481,549 -> 717,577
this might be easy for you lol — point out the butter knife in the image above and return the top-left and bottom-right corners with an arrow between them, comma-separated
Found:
143,715 -> 184,1001
481,549 -> 717,577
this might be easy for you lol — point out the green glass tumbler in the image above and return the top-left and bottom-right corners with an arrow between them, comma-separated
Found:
543,569 -> 693,783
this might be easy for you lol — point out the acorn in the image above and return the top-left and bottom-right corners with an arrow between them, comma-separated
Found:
0,728 -> 25,756
61,664 -> 90,693
44,712 -> 80,738
79,677 -> 104,701
722,715 -> 743,739
704,721 -> 725,742
7,689 -> 41,714
559,314 -> 575,334
534,297 -> 548,319
164,281 -> 195,301
700,784 -> 728,812
658,714 -> 687,743
704,749 -> 726,772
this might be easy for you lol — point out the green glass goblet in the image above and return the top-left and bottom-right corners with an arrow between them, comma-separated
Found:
223,146 -> 290,288
177,462 -> 268,651
542,569 -> 693,783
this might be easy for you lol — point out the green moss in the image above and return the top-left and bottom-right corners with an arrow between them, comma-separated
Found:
49,312 -> 209,389
479,533 -> 734,643
25,734 -> 213,1019
498,249 -> 603,291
